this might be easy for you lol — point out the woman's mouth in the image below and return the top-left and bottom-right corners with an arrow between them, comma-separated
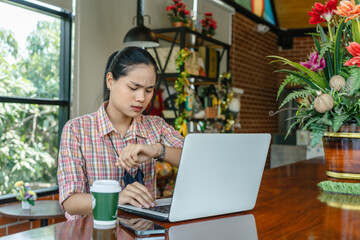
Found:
131,106 -> 143,112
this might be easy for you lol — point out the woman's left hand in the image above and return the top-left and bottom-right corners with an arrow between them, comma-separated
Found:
116,143 -> 161,171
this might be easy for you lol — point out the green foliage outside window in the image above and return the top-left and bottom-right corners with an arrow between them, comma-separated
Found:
0,21 -> 60,195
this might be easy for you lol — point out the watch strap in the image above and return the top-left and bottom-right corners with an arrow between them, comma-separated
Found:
155,143 -> 166,160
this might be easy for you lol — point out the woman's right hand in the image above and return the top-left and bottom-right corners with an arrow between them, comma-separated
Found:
118,182 -> 156,208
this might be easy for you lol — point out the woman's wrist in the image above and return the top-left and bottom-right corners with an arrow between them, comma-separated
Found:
154,143 -> 165,160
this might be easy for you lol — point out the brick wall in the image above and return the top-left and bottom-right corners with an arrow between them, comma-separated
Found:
0,194 -> 66,237
231,13 -> 279,134
230,12 -> 314,167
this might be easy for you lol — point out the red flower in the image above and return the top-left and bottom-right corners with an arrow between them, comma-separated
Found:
308,0 -> 337,24
176,2 -> 183,7
201,19 -> 207,26
344,42 -> 360,67
166,5 -> 175,11
209,19 -> 217,29
205,12 -> 213,17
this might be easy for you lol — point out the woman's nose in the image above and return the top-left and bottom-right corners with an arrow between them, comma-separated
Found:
135,90 -> 145,102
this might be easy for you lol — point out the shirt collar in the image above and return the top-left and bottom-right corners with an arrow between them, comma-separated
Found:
97,101 -> 149,139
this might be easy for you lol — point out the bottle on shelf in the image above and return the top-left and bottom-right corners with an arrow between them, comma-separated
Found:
185,78 -> 195,118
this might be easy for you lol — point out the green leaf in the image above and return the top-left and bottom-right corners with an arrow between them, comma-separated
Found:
277,75 -> 293,100
285,119 -> 300,139
347,67 -> 360,95
334,18 -> 346,74
313,35 -> 321,53
318,25 -> 328,43
354,115 -> 360,125
303,115 -> 321,129
310,124 -> 326,147
277,69 -> 321,90
333,114 -> 350,132
318,181 -> 360,195
279,89 -> 313,109
313,36 -> 330,81
268,55 -> 327,90
319,25 -> 334,81
318,111 -> 333,126
352,20 -> 360,44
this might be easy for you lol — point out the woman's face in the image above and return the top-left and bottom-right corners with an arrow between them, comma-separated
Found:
106,64 -> 156,119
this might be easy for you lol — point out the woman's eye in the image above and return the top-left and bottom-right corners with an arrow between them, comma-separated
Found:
129,86 -> 137,91
146,89 -> 153,93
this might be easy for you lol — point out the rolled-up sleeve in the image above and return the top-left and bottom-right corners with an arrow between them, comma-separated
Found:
157,117 -> 184,148
57,121 -> 88,209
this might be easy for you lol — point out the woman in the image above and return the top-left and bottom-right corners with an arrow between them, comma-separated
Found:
57,47 -> 184,220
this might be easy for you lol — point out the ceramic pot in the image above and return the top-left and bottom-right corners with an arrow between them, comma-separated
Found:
21,201 -> 31,209
323,123 -> 360,182
172,21 -> 184,27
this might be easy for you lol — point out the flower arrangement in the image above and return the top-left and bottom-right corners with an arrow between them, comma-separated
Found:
269,0 -> 360,147
12,181 -> 37,206
166,0 -> 191,24
201,12 -> 217,37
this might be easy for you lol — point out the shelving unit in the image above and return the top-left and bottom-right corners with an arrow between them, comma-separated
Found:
146,27 -> 231,119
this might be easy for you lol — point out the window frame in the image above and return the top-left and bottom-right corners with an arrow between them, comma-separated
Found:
0,0 -> 72,203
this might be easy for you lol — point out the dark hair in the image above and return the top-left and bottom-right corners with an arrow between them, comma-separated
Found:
103,47 -> 158,101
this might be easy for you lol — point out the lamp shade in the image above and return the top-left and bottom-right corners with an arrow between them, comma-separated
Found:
123,24 -> 159,48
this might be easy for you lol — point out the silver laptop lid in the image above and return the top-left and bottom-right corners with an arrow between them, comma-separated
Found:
169,214 -> 258,240
169,133 -> 271,222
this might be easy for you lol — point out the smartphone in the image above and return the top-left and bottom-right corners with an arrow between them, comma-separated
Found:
118,217 -> 166,236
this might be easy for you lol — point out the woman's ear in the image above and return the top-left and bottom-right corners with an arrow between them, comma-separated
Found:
106,72 -> 113,90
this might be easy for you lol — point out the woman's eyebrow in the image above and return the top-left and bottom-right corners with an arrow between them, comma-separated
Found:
130,81 -> 155,88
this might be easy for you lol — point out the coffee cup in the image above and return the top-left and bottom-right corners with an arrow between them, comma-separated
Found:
90,180 -> 121,226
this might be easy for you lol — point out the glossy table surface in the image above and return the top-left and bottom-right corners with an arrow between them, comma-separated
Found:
3,158 -> 360,239
0,200 -> 64,220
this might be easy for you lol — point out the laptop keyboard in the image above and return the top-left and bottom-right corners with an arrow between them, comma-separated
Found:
147,204 -> 171,214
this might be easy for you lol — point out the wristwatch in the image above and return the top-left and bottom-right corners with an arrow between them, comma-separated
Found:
155,143 -> 166,160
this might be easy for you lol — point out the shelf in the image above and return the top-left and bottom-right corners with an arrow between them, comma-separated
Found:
158,73 -> 218,84
153,27 -> 230,49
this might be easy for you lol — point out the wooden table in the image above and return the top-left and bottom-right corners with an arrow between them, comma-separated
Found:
0,200 -> 64,227
2,158 -> 360,239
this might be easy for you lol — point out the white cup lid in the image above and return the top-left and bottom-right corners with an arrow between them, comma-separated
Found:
90,180 -> 121,193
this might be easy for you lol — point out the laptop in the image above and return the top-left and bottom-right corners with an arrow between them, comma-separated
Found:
118,133 -> 271,222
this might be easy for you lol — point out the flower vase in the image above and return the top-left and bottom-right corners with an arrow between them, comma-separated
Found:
173,21 -> 184,28
21,201 -> 31,210
323,122 -> 360,183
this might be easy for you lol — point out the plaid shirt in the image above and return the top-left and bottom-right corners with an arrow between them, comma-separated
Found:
57,102 -> 184,220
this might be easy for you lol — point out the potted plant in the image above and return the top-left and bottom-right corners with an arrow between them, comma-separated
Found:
12,181 -> 37,209
201,12 -> 217,37
166,0 -> 191,27
269,0 -> 360,182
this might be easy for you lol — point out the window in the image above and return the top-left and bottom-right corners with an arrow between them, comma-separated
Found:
0,0 -> 71,196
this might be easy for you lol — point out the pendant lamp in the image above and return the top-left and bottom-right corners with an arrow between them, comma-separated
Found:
123,0 -> 159,48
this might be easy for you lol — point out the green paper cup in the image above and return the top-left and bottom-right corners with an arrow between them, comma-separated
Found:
90,180 -> 121,226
